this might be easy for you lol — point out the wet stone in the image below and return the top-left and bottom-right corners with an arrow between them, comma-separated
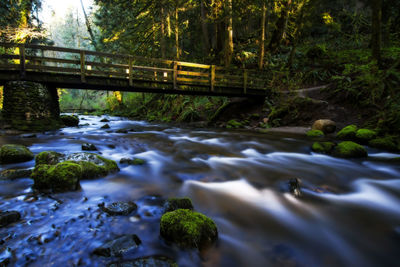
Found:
163,197 -> 194,213
115,129 -> 128,134
0,168 -> 32,180
100,118 -> 110,122
99,202 -> 138,216
107,256 -> 177,267
93,234 -> 141,257
119,158 -> 146,165
82,143 -> 98,151
0,211 -> 21,227
101,124 -> 111,129
288,178 -> 302,197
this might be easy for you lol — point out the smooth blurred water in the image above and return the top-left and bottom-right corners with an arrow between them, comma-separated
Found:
0,115 -> 399,267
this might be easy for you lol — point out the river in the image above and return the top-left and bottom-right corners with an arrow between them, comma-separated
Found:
1,115 -> 400,267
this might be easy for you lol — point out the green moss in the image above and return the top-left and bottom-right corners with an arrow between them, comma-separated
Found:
307,130 -> 324,137
78,161 -> 107,179
35,151 -> 64,165
368,137 -> 398,152
333,141 -> 367,158
355,129 -> 377,143
32,162 -> 82,192
311,142 -> 336,153
336,125 -> 358,140
226,119 -> 243,129
60,115 -> 79,127
160,209 -> 218,249
0,144 -> 34,164
164,197 -> 194,213
95,154 -> 119,173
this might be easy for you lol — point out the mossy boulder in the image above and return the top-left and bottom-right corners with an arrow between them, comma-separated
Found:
311,142 -> 336,154
356,129 -> 377,143
333,141 -> 367,158
31,161 -> 82,192
368,137 -> 398,152
120,158 -> 146,165
336,125 -> 358,140
312,119 -> 336,134
306,130 -> 324,137
0,144 -> 34,164
160,209 -> 218,249
164,197 -> 194,213
60,115 -> 79,127
34,151 -> 119,179
226,119 -> 243,129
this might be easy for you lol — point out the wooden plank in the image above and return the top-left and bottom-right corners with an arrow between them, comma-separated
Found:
86,69 -> 127,77
177,77 -> 209,83
177,61 -> 210,69
173,61 -> 178,89
177,70 -> 209,77
19,44 -> 25,78
210,65 -> 215,92
80,50 -> 86,83
128,56 -> 133,86
24,44 -> 80,54
25,55 -> 79,65
25,64 -> 79,73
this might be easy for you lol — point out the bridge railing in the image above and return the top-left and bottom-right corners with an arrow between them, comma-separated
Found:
0,43 -> 268,94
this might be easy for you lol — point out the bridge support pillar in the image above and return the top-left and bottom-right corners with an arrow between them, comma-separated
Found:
2,81 -> 62,131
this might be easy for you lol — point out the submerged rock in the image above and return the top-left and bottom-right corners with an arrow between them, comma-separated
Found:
163,197 -> 194,213
93,234 -> 141,257
0,168 -> 32,180
0,144 -> 34,164
333,141 -> 367,158
119,158 -> 146,165
99,201 -> 138,216
100,118 -> 110,122
31,161 -> 82,192
82,143 -> 98,151
60,115 -> 79,127
288,178 -> 302,197
108,256 -> 177,267
101,124 -> 111,129
160,209 -> 218,249
0,211 -> 21,227
336,125 -> 357,140
115,129 -> 128,134
312,119 -> 336,134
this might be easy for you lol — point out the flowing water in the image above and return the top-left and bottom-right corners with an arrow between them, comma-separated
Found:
1,115 -> 400,267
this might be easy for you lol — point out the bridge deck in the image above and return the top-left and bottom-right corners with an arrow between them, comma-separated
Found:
0,43 -> 269,97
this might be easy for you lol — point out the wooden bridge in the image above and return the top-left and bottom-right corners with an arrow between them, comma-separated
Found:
0,43 -> 269,97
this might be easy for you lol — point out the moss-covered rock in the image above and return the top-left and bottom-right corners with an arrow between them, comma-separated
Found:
160,209 -> 218,249
226,119 -> 243,129
164,197 -> 194,213
0,144 -> 34,164
35,151 -> 64,165
311,142 -> 336,154
0,168 -> 32,180
336,125 -> 358,140
306,130 -> 324,137
31,161 -> 82,192
368,137 -> 398,152
60,115 -> 79,127
120,158 -> 146,165
333,141 -> 367,158
34,151 -> 119,179
356,129 -> 377,143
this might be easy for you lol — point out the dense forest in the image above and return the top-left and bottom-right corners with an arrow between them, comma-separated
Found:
0,0 -> 400,134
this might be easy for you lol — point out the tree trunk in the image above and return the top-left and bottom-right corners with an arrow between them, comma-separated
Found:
224,0 -> 233,67
258,2 -> 267,70
80,0 -> 97,49
201,0 -> 210,54
175,6 -> 180,60
371,0 -> 382,64
160,3 -> 166,58
268,0 -> 292,52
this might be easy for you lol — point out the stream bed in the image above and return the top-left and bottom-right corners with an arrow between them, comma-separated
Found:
1,115 -> 400,267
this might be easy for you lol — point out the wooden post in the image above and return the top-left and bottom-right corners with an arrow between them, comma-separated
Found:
243,69 -> 248,94
80,50 -> 86,83
210,65 -> 215,92
19,44 -> 25,78
128,56 -> 133,86
173,61 -> 178,89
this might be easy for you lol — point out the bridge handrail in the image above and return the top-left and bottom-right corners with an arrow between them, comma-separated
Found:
0,42 -> 269,94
